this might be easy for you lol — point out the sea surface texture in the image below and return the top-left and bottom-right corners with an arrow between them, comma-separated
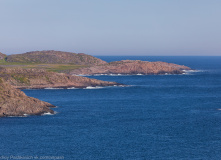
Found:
0,56 -> 221,160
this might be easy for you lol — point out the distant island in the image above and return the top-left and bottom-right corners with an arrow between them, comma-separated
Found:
0,50 -> 192,117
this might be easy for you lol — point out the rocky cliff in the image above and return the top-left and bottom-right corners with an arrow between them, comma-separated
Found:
0,78 -> 55,117
0,67 -> 120,89
70,60 -> 191,75
6,50 -> 107,65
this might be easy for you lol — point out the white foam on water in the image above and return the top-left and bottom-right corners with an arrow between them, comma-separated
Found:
67,87 -> 79,89
183,69 -> 205,73
110,74 -> 118,76
42,112 -> 54,116
182,69 -> 206,75
94,74 -> 108,76
7,114 -> 29,117
84,86 -> 104,89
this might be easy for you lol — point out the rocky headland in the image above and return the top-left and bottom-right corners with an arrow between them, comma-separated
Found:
0,67 -> 121,89
70,60 -> 191,75
0,78 -> 55,117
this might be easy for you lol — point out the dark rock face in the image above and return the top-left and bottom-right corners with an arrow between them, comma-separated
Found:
0,68 -> 121,89
6,50 -> 107,65
0,79 -> 55,117
0,52 -> 6,60
70,60 -> 191,75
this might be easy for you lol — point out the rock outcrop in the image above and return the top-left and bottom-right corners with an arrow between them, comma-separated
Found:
6,50 -> 107,65
0,78 -> 55,117
0,67 -> 121,89
70,60 -> 191,75
0,52 -> 6,60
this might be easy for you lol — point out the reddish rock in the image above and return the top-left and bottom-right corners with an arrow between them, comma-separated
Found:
70,60 -> 191,75
0,79 -> 55,117
0,68 -> 121,89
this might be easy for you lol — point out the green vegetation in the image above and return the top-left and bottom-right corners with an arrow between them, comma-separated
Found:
0,50 -> 106,73
12,75 -> 30,84
0,61 -> 85,73
46,64 -> 85,72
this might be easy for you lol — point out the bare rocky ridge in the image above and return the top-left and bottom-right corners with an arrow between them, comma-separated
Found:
70,60 -> 191,75
6,50 -> 107,65
0,78 -> 55,117
0,67 -> 121,89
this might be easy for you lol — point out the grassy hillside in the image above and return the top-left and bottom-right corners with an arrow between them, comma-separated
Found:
6,50 -> 107,65
0,61 -> 85,73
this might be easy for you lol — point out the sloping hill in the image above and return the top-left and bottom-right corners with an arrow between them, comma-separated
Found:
6,50 -> 107,65
0,78 -> 55,117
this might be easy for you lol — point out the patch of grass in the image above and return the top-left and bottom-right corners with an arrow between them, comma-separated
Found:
12,75 -> 30,84
0,61 -> 85,73
46,64 -> 84,72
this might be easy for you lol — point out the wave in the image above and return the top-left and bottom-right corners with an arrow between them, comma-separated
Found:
182,69 -> 206,75
84,86 -> 104,89
8,115 -> 26,118
67,87 -> 79,89
42,112 -> 55,116
83,85 -> 128,89
183,69 -> 205,73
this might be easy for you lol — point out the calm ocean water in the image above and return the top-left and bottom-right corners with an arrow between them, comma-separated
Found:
0,56 -> 221,160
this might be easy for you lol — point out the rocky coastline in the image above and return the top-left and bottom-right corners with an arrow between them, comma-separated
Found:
70,60 -> 191,75
0,67 -> 122,117
0,78 -> 55,117
0,67 -> 121,89
0,50 -> 192,118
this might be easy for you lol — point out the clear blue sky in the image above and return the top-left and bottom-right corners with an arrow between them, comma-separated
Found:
0,0 -> 221,56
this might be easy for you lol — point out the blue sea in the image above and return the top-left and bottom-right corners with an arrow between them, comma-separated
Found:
0,56 -> 221,160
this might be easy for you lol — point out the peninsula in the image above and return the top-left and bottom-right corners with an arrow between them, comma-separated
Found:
0,50 -> 192,117
70,60 -> 191,75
